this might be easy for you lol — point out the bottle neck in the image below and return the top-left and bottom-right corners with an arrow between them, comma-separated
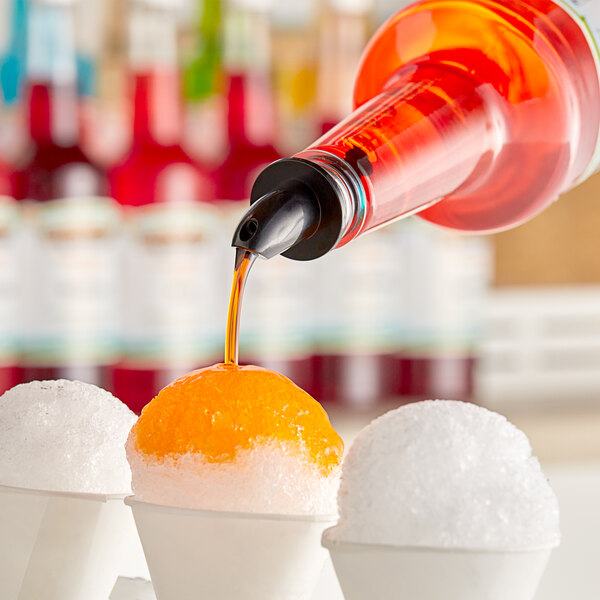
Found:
2,0 -> 28,105
26,3 -> 80,146
129,6 -> 183,146
236,63 -> 499,260
223,7 -> 276,148
316,5 -> 371,133
183,0 -> 221,102
300,64 -> 501,245
27,83 -> 80,147
132,70 -> 183,146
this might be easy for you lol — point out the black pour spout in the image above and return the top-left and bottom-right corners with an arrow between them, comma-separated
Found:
231,157 -> 351,261
232,187 -> 320,260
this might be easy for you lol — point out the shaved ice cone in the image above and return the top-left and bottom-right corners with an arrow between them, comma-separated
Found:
0,485 -> 134,600
126,363 -> 343,600
128,498 -> 334,600
322,401 -> 559,600
322,534 -> 554,600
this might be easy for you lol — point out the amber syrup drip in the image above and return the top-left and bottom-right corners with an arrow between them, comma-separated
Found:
225,248 -> 257,365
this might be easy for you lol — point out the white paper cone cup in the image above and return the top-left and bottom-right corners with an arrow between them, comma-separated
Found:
322,529 -> 556,600
0,484 -> 134,600
126,497 -> 336,600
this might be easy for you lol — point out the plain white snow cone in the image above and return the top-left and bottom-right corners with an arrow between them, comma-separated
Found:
0,380 -> 137,494
328,400 -> 560,549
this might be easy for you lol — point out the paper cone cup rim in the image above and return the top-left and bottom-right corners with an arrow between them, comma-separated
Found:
322,528 -> 559,554
0,483 -> 128,503
125,496 -> 338,523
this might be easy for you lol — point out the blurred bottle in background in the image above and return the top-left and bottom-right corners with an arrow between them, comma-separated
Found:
110,0 -> 221,412
0,0 -> 27,185
21,198 -> 121,388
0,0 -> 26,107
16,0 -> 119,388
240,254 -> 317,396
15,0 -> 105,202
86,0 -> 131,168
315,224 -> 400,408
270,0 -> 318,154
214,0 -> 281,201
114,202 -> 222,413
182,0 -> 226,165
108,0 -> 214,207
214,0 -> 316,393
312,0 -> 398,407
73,0 -> 118,162
391,219 -> 492,402
316,0 -> 372,135
0,196 -> 20,393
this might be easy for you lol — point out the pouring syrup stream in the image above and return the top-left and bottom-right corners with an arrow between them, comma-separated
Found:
224,248 -> 257,365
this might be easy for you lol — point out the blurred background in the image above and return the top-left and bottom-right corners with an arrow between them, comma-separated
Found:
0,0 -> 599,415
1,0 -> 599,597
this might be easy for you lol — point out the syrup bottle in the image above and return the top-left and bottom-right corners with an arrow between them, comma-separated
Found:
233,0 -> 600,259
16,0 -> 119,389
214,0 -> 281,201
108,0 -> 214,207
0,0 -> 27,191
15,0 -> 106,203
110,0 -> 220,413
316,0 -> 372,136
271,0 -> 318,154
390,216 -> 492,403
183,0 -> 225,166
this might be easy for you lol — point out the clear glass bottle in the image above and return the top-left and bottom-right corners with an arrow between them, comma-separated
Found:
234,0 -> 600,259
232,0 -> 600,405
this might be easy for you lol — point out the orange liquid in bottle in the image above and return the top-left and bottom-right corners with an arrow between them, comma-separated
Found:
295,0 -> 600,242
294,0 -> 600,402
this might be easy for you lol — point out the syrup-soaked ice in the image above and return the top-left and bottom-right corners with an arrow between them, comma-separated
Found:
126,363 -> 343,514
0,380 -> 137,494
330,400 -> 560,549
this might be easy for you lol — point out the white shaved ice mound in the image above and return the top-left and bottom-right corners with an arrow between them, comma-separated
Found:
127,440 -> 339,515
329,400 -> 559,549
0,380 -> 137,494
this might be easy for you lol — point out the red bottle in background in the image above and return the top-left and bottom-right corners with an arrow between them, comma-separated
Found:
112,202 -> 222,414
14,1 -> 105,203
110,0 -> 221,413
0,153 -> 13,199
16,0 -> 119,389
214,0 -> 281,200
390,218 -> 492,403
108,0 -> 214,207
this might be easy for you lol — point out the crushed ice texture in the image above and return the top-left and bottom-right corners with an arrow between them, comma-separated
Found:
0,380 -> 137,494
330,400 -> 560,549
127,440 -> 340,515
